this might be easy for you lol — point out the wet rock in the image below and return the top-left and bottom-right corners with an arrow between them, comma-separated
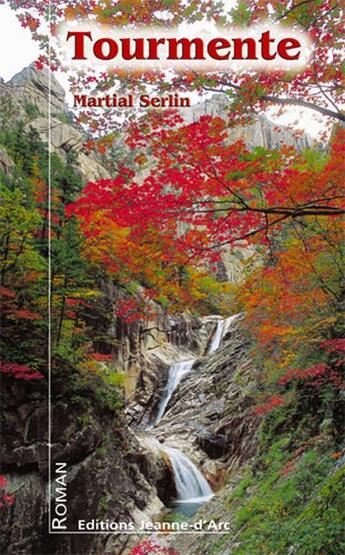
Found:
134,434 -> 177,504
148,319 -> 260,478
26,406 -> 49,443
197,430 -> 228,459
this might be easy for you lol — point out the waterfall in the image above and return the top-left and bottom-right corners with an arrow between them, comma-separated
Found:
162,445 -> 213,502
142,315 -> 241,516
208,313 -> 241,354
208,319 -> 225,354
146,437 -> 213,507
152,359 -> 195,425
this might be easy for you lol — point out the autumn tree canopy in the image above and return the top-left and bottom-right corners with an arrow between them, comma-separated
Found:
68,115 -> 345,257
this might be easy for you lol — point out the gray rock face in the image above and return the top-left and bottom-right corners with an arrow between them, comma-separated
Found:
129,318 -> 261,555
124,313 -> 225,426
180,94 -> 314,150
120,316 -> 261,555
0,375 -> 166,555
0,67 -> 311,555
0,312 -> 260,554
9,64 -> 65,115
29,116 -> 110,181
0,147 -> 15,175
0,64 -> 110,182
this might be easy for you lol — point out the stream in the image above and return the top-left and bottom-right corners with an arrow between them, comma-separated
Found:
143,315 -> 238,517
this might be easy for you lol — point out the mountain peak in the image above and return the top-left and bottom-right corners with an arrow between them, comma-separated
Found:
8,63 -> 65,113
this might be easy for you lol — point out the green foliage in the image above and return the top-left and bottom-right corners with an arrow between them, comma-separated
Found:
229,1 -> 252,26
229,436 -> 344,555
0,181 -> 43,276
227,472 -> 254,501
0,118 -> 112,377
0,129 -> 47,369
98,494 -> 110,515
0,122 -> 44,174
24,101 -> 40,120
160,510 -> 186,524
53,356 -> 124,420
79,369 -> 124,412
56,112 -> 74,125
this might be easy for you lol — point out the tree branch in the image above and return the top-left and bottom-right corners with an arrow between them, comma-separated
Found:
255,94 -> 344,122
275,0 -> 318,21
202,84 -> 345,123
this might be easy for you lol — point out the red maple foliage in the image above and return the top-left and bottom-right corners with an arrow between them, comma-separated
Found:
0,286 -> 16,299
89,353 -> 113,362
129,539 -> 179,555
279,363 -> 330,385
8,0 -> 344,137
115,298 -> 158,324
254,395 -> 285,415
0,361 -> 44,381
279,363 -> 344,390
0,476 -> 15,510
66,118 -> 344,318
320,339 -> 345,353
11,309 -> 42,321
68,119 -> 344,259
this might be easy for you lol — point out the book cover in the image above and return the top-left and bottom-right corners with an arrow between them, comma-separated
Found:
0,1 -> 344,554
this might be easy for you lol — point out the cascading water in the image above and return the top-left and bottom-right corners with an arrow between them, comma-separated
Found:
163,446 -> 213,500
208,314 -> 241,354
146,437 -> 213,517
143,315 -> 239,517
208,319 -> 225,354
152,359 -> 195,426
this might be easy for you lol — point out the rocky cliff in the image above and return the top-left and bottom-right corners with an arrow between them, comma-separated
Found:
1,307 -> 260,555
0,64 -> 314,183
180,94 -> 314,150
0,64 -> 109,182
1,350 -> 180,554
0,66 -> 199,555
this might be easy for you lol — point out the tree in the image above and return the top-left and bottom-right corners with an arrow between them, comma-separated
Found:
67,116 -> 345,261
0,121 -> 104,374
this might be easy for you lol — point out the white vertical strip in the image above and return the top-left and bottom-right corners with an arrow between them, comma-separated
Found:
48,0 -> 52,534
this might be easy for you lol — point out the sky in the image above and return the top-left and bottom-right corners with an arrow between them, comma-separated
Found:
0,4 -> 327,138
0,5 -> 40,81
